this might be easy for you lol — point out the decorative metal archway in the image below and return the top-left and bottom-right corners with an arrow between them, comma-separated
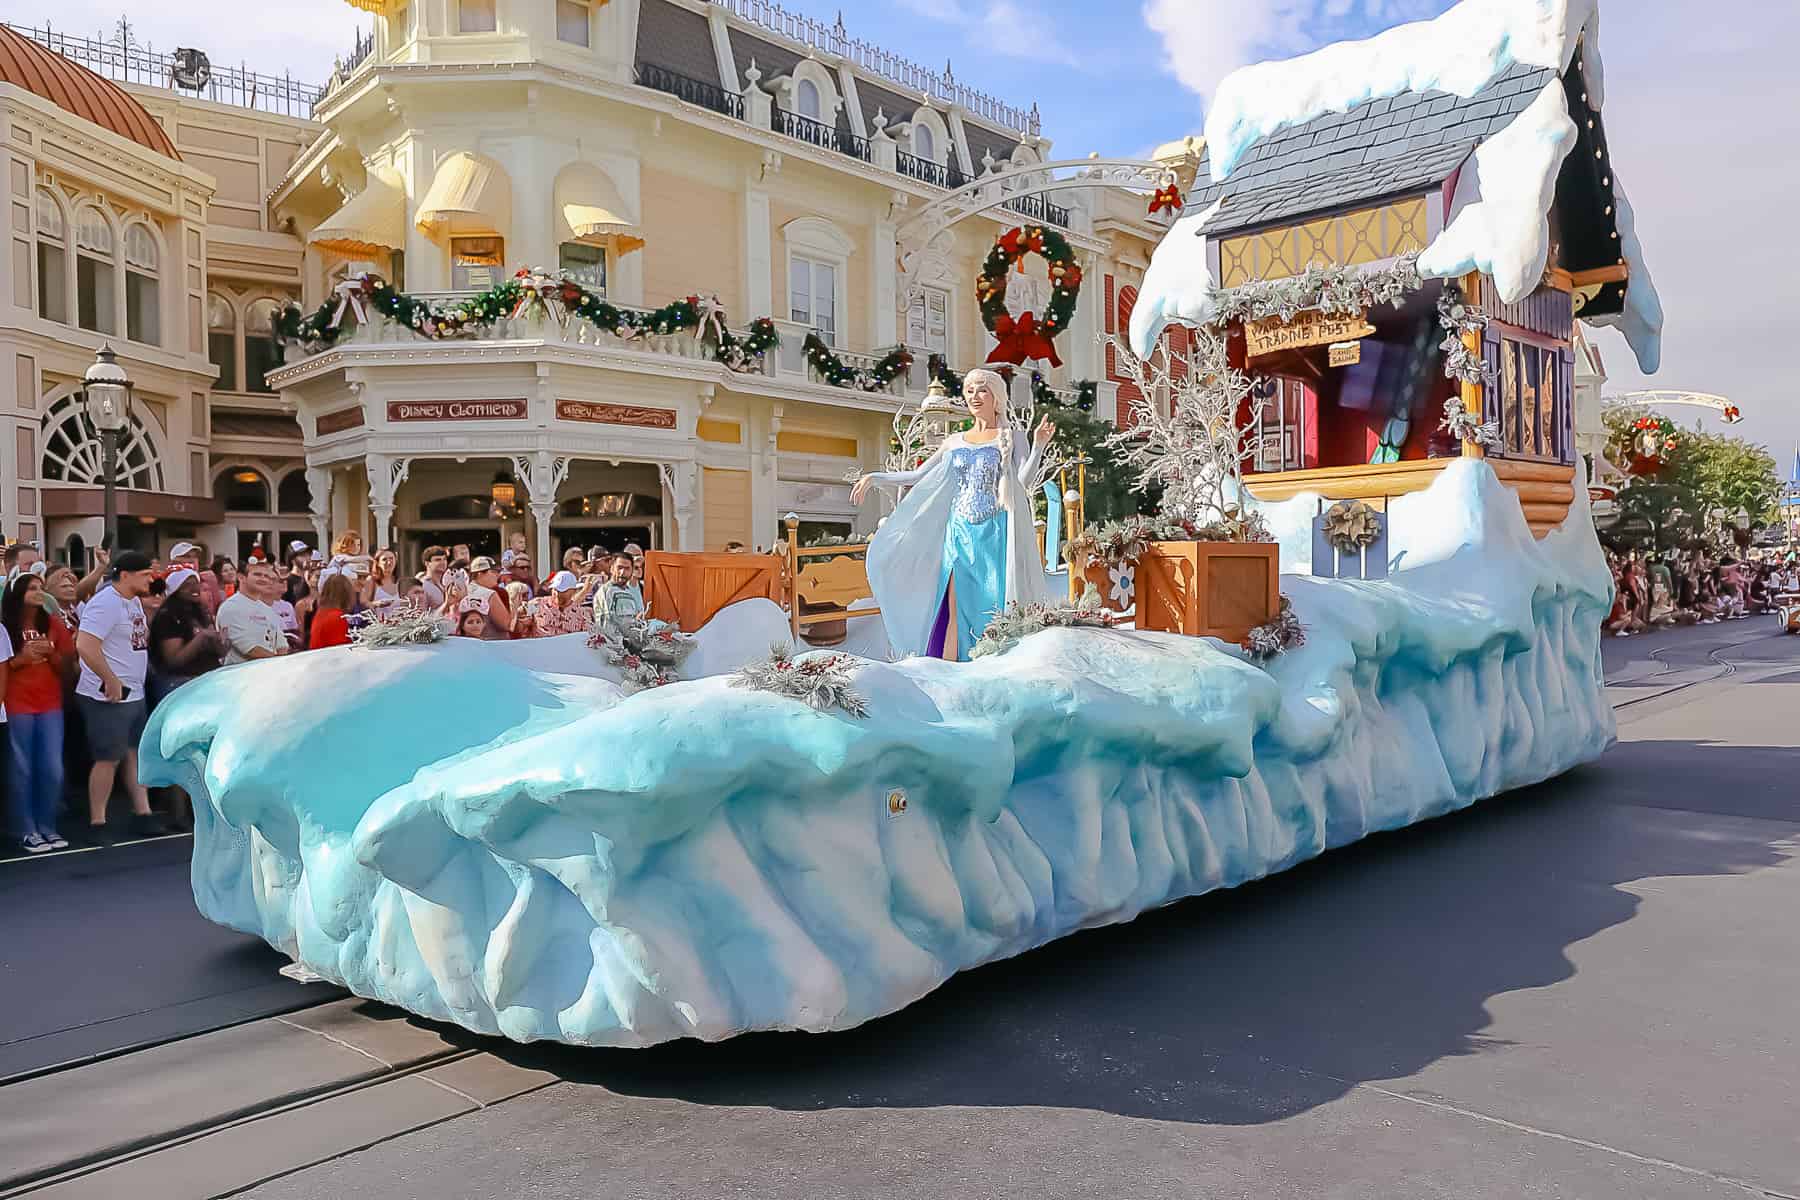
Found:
1605,391 -> 1742,424
895,154 -> 1199,304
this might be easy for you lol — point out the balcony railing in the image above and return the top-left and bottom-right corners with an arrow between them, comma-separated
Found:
635,62 -> 745,120
773,109 -> 871,163
712,0 -> 1039,136
896,152 -> 967,190
6,22 -> 323,119
1004,191 -> 1073,230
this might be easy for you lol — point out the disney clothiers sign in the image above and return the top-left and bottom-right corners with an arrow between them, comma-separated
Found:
386,400 -> 527,422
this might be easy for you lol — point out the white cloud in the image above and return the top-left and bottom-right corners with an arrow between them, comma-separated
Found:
897,0 -> 1081,69
1142,0 -> 1443,102
19,1 -> 366,86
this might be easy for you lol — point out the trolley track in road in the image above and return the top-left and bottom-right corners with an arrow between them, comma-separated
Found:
1608,626 -> 1790,712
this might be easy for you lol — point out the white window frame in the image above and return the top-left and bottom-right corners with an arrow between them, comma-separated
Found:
207,291 -> 240,392
906,107 -> 950,166
122,221 -> 162,347
905,283 -> 952,359
34,187 -> 69,324
781,59 -> 841,125
555,0 -> 591,46
782,217 -> 854,350
457,0 -> 497,34
73,203 -> 119,336
795,79 -> 821,121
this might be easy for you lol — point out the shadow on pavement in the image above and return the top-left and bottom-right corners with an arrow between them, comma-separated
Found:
477,740 -> 1797,1127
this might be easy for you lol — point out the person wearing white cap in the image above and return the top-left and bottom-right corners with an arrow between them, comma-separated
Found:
526,570 -> 595,637
149,568 -> 225,698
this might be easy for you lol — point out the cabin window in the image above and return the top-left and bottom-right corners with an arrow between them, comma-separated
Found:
1250,376 -> 1311,472
1495,336 -> 1563,461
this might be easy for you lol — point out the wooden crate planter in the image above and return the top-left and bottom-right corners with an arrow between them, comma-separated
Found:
1135,542 -> 1280,642
644,551 -> 783,632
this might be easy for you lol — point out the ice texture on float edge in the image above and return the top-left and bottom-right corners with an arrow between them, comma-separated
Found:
143,460 -> 1616,1049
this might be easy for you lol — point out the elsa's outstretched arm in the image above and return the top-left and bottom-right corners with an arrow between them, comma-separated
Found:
851,438 -> 954,504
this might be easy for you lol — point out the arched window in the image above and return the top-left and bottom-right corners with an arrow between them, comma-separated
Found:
74,206 -> 116,335
216,466 -> 272,512
913,124 -> 936,162
796,79 -> 821,121
208,293 -> 239,392
277,470 -> 312,514
35,189 -> 67,323
39,391 -> 164,491
124,223 -> 160,346
244,298 -> 283,394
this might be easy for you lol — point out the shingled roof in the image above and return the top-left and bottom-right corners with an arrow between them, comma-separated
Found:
1191,61 -> 1554,238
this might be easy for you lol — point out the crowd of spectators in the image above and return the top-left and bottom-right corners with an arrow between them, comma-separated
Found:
1603,545 -> 1800,637
1,534 -> 652,857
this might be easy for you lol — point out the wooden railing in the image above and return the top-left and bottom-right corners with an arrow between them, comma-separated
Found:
782,516 -> 880,641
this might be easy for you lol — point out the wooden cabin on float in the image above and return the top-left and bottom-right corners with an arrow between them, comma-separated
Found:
1142,15 -> 1659,539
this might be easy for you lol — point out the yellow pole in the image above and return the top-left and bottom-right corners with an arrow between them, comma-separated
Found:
1460,271 -> 1486,459
785,514 -> 801,641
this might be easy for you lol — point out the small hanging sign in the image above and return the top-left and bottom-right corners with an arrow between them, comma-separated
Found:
1328,340 -> 1363,368
1245,309 -> 1375,358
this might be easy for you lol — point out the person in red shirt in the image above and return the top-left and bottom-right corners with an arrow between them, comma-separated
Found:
307,572 -> 356,650
3,572 -> 73,852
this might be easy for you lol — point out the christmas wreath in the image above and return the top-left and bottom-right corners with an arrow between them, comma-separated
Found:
979,225 -> 1081,369
1624,414 -> 1680,476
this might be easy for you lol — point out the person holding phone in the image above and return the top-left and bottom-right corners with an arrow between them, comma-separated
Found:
2,572 -> 71,853
73,550 -> 162,840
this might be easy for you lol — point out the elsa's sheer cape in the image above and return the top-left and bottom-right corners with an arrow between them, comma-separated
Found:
864,429 -> 1048,659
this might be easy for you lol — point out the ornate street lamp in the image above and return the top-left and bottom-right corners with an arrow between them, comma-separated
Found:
82,345 -> 132,550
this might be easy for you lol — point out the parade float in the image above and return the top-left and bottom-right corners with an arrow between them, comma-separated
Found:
142,0 -> 1660,1049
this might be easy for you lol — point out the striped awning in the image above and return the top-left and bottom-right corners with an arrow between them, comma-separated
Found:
308,167 -> 405,257
415,152 -> 512,237
554,163 -> 644,255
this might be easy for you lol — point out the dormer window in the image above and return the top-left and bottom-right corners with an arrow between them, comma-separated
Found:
796,79 -> 821,122
556,0 -> 590,46
458,0 -> 497,34
913,124 -> 935,163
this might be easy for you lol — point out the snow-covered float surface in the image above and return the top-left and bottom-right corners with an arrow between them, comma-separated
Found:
143,460 -> 1615,1049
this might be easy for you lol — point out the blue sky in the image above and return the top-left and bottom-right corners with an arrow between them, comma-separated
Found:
23,0 -> 1799,464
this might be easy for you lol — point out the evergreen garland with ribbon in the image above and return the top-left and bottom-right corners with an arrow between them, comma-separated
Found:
979,225 -> 1082,368
1030,370 -> 1097,412
803,333 -> 914,392
274,270 -> 779,371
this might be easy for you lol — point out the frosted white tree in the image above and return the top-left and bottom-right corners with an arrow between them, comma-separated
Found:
1105,329 -> 1269,526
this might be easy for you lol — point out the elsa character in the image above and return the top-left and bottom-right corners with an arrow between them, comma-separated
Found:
851,369 -> 1055,659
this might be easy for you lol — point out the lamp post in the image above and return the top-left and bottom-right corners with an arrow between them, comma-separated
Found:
82,345 -> 132,552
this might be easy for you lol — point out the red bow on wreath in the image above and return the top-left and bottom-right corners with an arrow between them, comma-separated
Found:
1148,184 -> 1184,216
987,312 -> 1062,368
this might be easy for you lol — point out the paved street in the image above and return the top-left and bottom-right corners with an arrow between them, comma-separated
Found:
3,620 -> 1796,1200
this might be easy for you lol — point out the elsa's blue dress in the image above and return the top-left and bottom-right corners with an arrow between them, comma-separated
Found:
927,443 -> 1008,657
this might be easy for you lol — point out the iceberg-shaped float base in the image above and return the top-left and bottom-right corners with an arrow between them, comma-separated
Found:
143,460 -> 1615,1048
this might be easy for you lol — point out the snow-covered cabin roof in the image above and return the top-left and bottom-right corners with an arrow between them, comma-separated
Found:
1132,0 -> 1662,376
1188,62 -> 1553,239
